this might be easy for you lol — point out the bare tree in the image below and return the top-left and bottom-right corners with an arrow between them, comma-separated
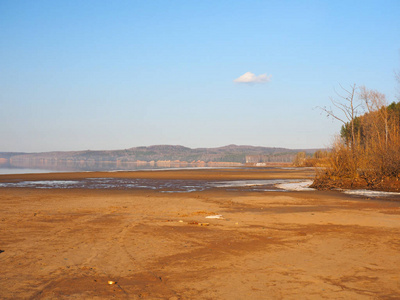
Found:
318,84 -> 362,149
293,152 -> 306,167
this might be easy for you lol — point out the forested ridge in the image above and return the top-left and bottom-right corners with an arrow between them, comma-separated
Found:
1,145 -> 317,165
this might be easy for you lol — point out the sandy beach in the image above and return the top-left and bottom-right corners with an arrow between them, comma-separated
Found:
1,168 -> 400,299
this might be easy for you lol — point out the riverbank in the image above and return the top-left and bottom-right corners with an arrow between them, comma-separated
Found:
1,168 -> 400,299
311,173 -> 400,192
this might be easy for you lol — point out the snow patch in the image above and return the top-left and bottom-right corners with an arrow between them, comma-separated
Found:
205,215 -> 224,219
343,190 -> 400,197
275,180 -> 315,191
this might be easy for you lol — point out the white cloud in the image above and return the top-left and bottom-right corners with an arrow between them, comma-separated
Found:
233,72 -> 272,83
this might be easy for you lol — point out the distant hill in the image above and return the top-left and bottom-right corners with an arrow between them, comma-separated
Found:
1,145 -> 318,165
0,152 -> 27,159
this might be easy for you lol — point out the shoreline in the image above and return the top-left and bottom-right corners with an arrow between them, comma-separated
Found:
311,174 -> 400,193
1,167 -> 399,199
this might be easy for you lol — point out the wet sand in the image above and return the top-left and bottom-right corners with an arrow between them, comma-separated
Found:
1,168 -> 400,299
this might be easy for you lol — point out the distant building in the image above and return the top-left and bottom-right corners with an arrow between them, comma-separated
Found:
246,154 -> 294,163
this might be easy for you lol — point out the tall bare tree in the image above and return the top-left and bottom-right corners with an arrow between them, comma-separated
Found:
318,84 -> 362,149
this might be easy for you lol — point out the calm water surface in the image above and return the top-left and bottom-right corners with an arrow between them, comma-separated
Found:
0,168 -> 65,175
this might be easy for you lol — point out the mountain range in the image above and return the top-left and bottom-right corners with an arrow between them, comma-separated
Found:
0,144 -> 318,166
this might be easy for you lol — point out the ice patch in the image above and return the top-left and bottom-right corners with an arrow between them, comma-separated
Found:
275,180 -> 314,191
211,179 -> 286,188
205,215 -> 224,219
22,180 -> 78,186
343,190 -> 400,197
0,180 -> 79,188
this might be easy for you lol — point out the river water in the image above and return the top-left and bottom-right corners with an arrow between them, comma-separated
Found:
0,168 -> 66,175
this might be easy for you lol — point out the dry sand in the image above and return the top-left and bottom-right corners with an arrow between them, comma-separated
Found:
1,168 -> 400,299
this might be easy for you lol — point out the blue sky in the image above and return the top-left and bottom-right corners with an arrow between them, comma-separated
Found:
1,0 -> 399,152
